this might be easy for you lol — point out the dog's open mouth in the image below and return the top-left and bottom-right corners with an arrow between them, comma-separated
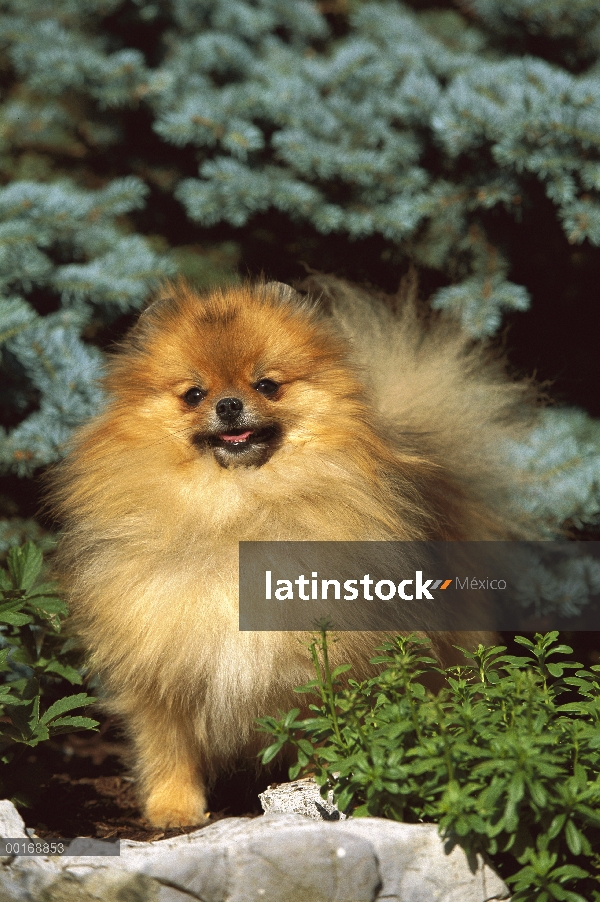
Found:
216,429 -> 255,445
195,424 -> 281,467
208,424 -> 279,450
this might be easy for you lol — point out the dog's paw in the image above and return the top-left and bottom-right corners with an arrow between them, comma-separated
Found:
144,785 -> 208,828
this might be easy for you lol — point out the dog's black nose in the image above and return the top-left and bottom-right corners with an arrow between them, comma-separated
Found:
216,397 -> 243,419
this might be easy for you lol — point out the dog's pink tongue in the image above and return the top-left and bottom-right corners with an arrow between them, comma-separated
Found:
220,431 -> 253,443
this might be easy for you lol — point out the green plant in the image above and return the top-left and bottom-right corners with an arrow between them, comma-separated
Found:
258,629 -> 600,902
0,541 -> 98,772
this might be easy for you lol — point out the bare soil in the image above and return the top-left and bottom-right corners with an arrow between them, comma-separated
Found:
10,717 -> 279,842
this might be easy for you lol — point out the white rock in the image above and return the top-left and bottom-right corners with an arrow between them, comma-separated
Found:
259,776 -> 347,819
0,799 -> 511,902
0,800 -> 27,840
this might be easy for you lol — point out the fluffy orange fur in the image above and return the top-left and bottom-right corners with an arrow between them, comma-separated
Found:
49,277 -> 541,827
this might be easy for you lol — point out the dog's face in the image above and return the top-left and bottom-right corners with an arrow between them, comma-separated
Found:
105,283 -> 361,470
176,327 -> 292,469
187,376 -> 283,469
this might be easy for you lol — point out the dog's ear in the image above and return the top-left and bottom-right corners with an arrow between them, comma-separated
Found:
264,281 -> 303,304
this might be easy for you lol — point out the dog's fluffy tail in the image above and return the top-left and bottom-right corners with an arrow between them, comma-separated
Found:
302,272 -> 547,539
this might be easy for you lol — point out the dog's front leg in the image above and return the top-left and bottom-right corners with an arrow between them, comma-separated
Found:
126,701 -> 208,828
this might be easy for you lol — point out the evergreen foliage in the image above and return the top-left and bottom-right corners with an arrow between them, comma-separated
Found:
148,0 -> 600,338
0,0 -> 599,559
460,0 -> 600,66
259,629 -> 600,902
0,177 -> 171,480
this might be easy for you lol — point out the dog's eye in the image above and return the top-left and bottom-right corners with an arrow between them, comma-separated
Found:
254,379 -> 279,397
182,387 -> 206,406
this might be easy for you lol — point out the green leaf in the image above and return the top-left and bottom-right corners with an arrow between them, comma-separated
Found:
261,740 -> 286,765
529,780 -> 547,808
297,738 -> 314,757
30,728 -> 51,746
545,887 -> 588,902
282,708 -> 301,728
29,693 -> 40,727
27,595 -> 68,618
0,685 -> 18,703
25,580 -> 59,599
46,716 -> 100,734
547,646 -> 574,657
551,865 -> 590,881
334,785 -> 356,812
0,610 -> 32,626
39,693 -> 96,725
564,820 -> 582,856
331,664 -> 352,679
4,699 -> 38,740
507,773 -> 525,806
548,812 -> 567,840
44,661 -> 83,684
7,542 -> 43,592
288,761 -> 304,780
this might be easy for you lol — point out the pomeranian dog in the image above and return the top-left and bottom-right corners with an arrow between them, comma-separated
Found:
49,275 -> 541,827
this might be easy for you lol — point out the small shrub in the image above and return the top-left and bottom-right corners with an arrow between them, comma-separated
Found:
0,541 -> 98,800
258,629 -> 600,902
